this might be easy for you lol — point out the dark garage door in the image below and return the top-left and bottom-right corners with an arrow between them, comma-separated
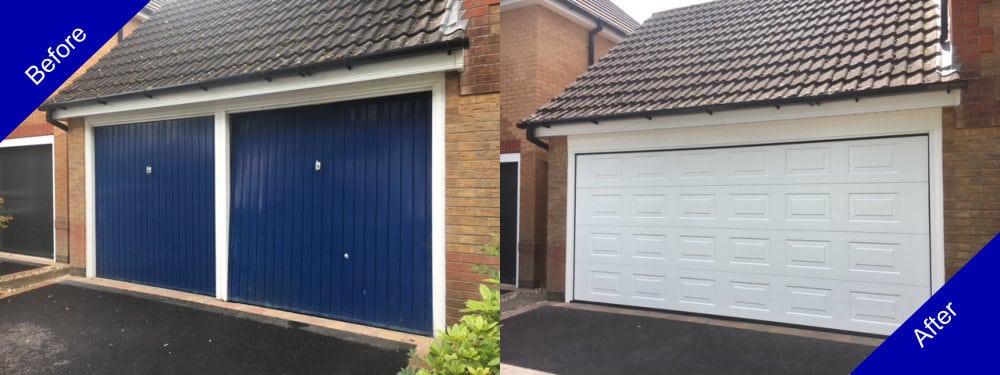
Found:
94,117 -> 216,295
0,145 -> 53,258
229,93 -> 432,334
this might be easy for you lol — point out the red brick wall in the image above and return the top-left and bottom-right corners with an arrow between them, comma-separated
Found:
500,3 -> 621,289
942,0 -> 1000,277
461,0 -> 501,95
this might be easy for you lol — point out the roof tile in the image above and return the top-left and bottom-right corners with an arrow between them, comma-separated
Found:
49,0 -> 464,105
523,0 -> 959,126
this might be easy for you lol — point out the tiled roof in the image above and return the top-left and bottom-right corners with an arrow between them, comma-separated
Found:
48,0 -> 465,106
564,0 -> 639,35
522,0 -> 959,127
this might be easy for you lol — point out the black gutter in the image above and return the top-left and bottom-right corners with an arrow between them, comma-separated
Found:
40,38 -> 468,111
517,81 -> 966,129
941,0 -> 951,46
525,125 -> 549,151
46,109 -> 69,132
523,1 -> 629,150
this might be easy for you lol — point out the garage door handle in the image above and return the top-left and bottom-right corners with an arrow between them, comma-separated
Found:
315,160 -> 322,171
146,165 -> 152,175
343,253 -> 350,260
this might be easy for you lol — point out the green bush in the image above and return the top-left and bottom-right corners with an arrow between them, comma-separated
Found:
0,198 -> 12,230
400,238 -> 501,375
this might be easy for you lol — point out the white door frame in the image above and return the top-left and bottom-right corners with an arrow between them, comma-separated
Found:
0,135 -> 57,261
562,106 -> 950,304
500,152 -> 521,286
82,72 -> 452,335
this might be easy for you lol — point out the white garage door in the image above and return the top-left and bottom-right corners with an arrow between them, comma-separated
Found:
574,136 -> 930,335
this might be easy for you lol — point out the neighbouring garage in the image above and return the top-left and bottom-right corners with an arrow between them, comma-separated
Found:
93,117 -> 216,295
0,144 -> 54,258
228,93 -> 433,334
573,135 -> 931,335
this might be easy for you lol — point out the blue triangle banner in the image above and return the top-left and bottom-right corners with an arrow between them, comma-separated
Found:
853,233 -> 1000,373
2,1 -> 149,138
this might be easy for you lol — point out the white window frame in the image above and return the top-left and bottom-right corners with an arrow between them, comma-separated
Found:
500,152 -> 521,286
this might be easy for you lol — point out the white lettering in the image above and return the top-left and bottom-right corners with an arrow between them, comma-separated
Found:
25,28 -> 86,85
25,65 -> 45,85
914,328 -> 934,349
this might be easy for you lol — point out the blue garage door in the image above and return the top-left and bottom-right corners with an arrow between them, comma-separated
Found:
229,93 -> 432,334
94,117 -> 216,295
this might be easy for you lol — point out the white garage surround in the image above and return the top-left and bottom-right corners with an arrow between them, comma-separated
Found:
552,94 -> 957,335
52,51 -> 463,335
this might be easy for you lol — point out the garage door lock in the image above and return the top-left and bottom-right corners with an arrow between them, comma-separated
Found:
315,160 -> 322,171
146,165 -> 152,175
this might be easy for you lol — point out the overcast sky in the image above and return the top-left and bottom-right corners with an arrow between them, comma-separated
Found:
613,0 -> 715,23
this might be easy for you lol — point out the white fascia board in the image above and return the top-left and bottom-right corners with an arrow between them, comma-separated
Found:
537,90 -> 962,138
53,51 -> 464,121
0,135 -> 54,148
500,0 -> 626,42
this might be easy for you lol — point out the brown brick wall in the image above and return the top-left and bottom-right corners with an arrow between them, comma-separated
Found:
461,0 -> 501,96
942,0 -> 1000,278
544,136 -> 568,294
500,4 -> 621,288
66,118 -> 86,270
444,68 -> 500,322
443,1 -> 502,323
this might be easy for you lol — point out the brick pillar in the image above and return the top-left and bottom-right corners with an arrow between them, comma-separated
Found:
517,140 -> 547,287
53,128 -> 70,263
67,118 -> 87,274
942,0 -> 1000,278
544,136 -> 568,298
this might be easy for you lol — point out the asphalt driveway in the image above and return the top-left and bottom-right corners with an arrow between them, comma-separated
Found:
0,282 -> 411,375
501,305 -> 877,375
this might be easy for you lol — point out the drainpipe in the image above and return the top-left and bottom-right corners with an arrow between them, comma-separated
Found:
588,23 -> 603,66
46,109 -> 69,132
525,125 -> 549,151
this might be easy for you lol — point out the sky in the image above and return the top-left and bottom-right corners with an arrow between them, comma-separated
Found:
613,0 -> 715,23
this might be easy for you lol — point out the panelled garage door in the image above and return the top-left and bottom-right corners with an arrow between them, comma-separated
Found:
94,118 -> 216,295
574,136 -> 931,335
0,145 -> 54,258
229,93 -> 432,334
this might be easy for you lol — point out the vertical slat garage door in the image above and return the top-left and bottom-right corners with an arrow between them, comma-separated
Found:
574,136 -> 931,335
0,145 -> 54,258
94,117 -> 216,295
229,93 -> 432,334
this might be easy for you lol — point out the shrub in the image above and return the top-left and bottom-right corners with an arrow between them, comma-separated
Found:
400,238 -> 501,375
0,198 -> 12,230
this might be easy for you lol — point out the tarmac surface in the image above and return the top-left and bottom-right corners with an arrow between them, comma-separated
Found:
0,282 -> 411,375
501,304 -> 876,375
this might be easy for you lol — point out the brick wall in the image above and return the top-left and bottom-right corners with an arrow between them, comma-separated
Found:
443,0 -> 501,323
544,136 -> 568,295
500,3 -> 621,288
66,118 -> 86,270
461,0 -> 501,95
942,0 -> 1000,277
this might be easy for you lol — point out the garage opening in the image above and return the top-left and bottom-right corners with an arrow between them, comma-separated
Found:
0,144 -> 54,258
573,135 -> 931,335
228,92 -> 433,334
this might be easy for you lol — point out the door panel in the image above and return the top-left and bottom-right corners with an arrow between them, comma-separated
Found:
574,136 -> 931,335
94,117 -> 215,295
229,93 -> 432,334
